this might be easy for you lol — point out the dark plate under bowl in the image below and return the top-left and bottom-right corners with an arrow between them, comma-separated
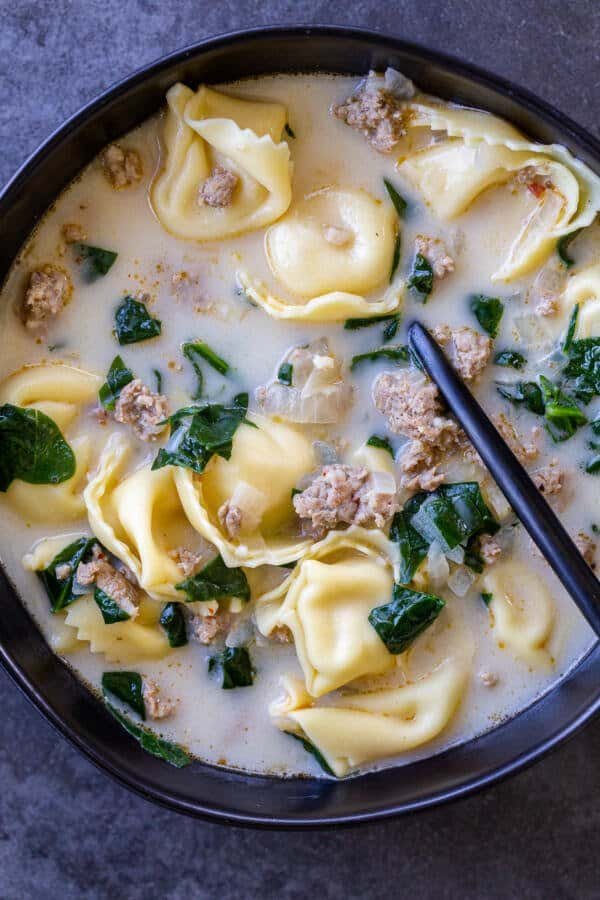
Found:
1,25 -> 599,827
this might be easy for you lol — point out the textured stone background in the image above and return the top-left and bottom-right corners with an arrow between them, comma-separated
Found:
1,2 -> 599,898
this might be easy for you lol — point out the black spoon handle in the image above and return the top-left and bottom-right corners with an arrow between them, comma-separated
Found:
408,320 -> 600,637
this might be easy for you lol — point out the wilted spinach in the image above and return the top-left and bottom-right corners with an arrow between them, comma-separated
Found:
0,404 -> 75,491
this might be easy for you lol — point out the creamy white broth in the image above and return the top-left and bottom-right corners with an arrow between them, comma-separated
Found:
0,72 -> 598,777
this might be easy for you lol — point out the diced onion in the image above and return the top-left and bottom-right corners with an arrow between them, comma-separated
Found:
313,441 -> 338,465
447,565 -> 476,597
257,339 -> 353,424
368,469 -> 397,496
225,615 -> 255,648
445,545 -> 465,565
426,541 -> 450,587
384,67 -> 416,99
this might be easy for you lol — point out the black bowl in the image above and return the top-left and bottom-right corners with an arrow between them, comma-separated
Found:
1,25 -> 599,827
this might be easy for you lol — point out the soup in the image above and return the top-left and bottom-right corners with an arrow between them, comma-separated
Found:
1,69 -> 599,778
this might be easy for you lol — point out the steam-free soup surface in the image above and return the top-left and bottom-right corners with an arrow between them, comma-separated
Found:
0,72 -> 598,778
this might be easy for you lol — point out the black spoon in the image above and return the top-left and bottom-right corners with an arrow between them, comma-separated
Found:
408,320 -> 600,637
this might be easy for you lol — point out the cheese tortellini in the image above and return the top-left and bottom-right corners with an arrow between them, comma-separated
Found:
0,364 -> 101,431
151,83 -> 292,241
397,100 -> 600,281
65,594 -> 170,663
84,434 -> 196,599
266,188 -> 396,296
483,561 -> 556,667
256,528 -> 399,695
562,264 -> 600,337
266,573 -> 473,777
238,186 -> 402,322
0,364 -> 101,522
174,414 -> 316,567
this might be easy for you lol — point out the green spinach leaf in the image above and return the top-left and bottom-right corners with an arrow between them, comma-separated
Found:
176,553 -> 250,603
470,294 -> 504,338
382,314 -> 401,342
152,393 -> 249,474
102,671 -> 145,719
383,178 -> 408,218
563,338 -> 600,403
493,349 -> 526,370
94,587 -> 131,624
153,369 -> 163,393
105,703 -> 190,767
37,537 -> 98,612
539,375 -> 587,442
481,592 -> 493,607
114,296 -> 161,345
366,434 -> 394,456
556,229 -> 582,268
496,381 -> 545,415
284,123 -> 296,139
409,482 -> 498,553
369,585 -> 445,654
390,497 -> 430,585
408,253 -> 433,300
287,732 -> 336,776
183,341 -> 230,384
389,233 -> 401,283
463,536 -> 484,573
344,313 -> 398,331
159,602 -> 188,647
350,345 -> 410,370
563,304 -> 579,353
182,344 -> 203,399
208,647 -> 254,689
585,454 -> 600,474
277,362 -> 293,385
0,404 -> 76,491
75,243 -> 118,279
98,355 -> 134,410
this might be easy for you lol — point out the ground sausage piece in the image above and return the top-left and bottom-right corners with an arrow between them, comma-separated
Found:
533,460 -> 565,496
168,547 -> 203,578
373,371 -> 459,447
191,611 -> 232,645
575,532 -> 596,569
432,325 -> 492,381
270,625 -> 293,643
332,83 -> 408,153
415,235 -> 455,279
76,549 -> 140,619
494,415 -> 540,465
218,501 -> 243,539
480,671 -> 499,688
398,440 -> 445,492
198,165 -> 238,208
61,223 -> 86,244
293,464 -> 398,540
114,378 -> 169,441
23,265 -> 72,329
478,534 -> 502,565
101,143 -> 143,189
142,679 -> 174,720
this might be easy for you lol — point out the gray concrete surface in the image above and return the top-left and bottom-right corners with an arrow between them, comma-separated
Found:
1,1 -> 599,897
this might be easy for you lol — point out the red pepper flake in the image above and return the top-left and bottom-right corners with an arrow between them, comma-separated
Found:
527,181 -> 546,199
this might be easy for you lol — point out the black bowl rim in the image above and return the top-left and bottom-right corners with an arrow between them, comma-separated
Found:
1,23 -> 600,828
